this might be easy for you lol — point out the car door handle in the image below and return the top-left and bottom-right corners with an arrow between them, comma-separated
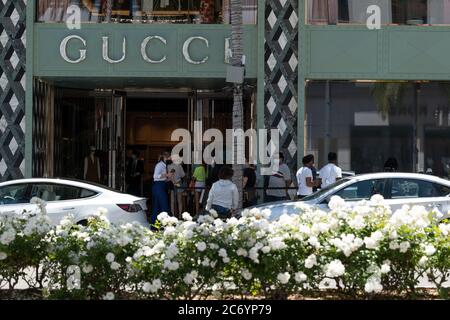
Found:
63,207 -> 75,211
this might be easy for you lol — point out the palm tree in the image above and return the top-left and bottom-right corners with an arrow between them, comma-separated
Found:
230,0 -> 244,209
105,0 -> 112,22
371,82 -> 406,120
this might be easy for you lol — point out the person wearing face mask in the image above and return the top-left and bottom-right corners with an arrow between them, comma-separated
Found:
265,152 -> 292,203
84,146 -> 101,184
151,151 -> 173,227
296,154 -> 319,199
167,154 -> 186,218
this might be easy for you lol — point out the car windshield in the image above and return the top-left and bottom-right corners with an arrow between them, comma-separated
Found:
301,178 -> 351,202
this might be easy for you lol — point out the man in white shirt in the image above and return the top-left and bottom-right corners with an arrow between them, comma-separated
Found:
296,154 -> 318,198
319,152 -> 342,189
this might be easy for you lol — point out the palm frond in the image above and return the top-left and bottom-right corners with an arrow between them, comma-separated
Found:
371,82 -> 408,119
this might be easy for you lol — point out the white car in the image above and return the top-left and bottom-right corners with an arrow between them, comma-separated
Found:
0,178 -> 149,227
250,173 -> 450,221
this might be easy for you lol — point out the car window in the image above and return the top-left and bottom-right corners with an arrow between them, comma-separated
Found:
302,178 -> 351,201
30,184 -> 97,202
0,184 -> 31,205
390,179 -> 438,199
334,179 -> 386,201
434,183 -> 450,197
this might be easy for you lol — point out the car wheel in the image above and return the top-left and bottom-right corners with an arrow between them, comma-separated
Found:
77,220 -> 88,226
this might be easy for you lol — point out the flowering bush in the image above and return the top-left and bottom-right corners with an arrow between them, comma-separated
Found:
0,198 -> 51,291
0,195 -> 449,299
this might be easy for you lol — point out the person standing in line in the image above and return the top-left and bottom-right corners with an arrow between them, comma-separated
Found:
167,154 -> 186,218
192,161 -> 207,214
319,152 -> 342,189
205,166 -> 239,220
126,150 -> 144,196
265,152 -> 292,203
243,159 -> 257,208
296,154 -> 319,199
151,151 -> 173,227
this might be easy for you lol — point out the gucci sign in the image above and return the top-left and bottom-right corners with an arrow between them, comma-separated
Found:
59,35 -> 224,65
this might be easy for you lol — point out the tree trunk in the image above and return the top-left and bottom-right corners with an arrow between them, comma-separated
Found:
105,0 -> 112,22
230,0 -> 244,209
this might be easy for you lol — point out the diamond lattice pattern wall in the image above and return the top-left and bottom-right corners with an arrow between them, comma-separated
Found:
265,0 -> 298,175
0,0 -> 26,181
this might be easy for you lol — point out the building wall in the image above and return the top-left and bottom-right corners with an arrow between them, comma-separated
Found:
0,0 -> 26,181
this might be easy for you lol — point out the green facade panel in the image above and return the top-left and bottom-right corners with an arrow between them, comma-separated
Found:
305,25 -> 450,80
34,24 -> 258,80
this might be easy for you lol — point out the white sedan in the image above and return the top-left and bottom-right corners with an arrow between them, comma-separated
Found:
250,172 -> 450,221
0,178 -> 149,227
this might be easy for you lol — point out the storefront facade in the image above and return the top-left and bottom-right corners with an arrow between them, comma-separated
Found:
1,0 -> 450,184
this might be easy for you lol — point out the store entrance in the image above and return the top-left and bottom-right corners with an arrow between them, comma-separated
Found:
124,91 -> 234,198
50,87 -> 251,200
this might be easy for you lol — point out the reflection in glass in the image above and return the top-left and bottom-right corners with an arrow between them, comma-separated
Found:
307,0 -> 450,25
305,81 -> 450,179
36,0 -> 258,24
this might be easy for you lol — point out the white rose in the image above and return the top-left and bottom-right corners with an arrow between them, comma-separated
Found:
152,279 -> 162,290
236,248 -> 248,257
143,282 -> 152,293
110,262 -> 120,270
370,194 -> 385,204
106,252 -> 115,263
196,242 -> 207,252
438,223 -> 449,236
277,272 -> 291,284
82,264 -> 93,273
399,241 -> 410,253
418,256 -> 428,267
241,269 -> 252,280
218,248 -> 227,258
261,246 -> 271,254
294,272 -> 307,283
380,264 -> 391,274
365,277 -> 383,294
103,292 -> 115,300
182,212 -> 193,221
304,254 -> 317,269
328,196 -> 346,211
424,244 -> 436,256
325,259 -> 345,278
389,241 -> 399,250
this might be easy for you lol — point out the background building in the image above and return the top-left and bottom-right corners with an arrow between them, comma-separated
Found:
1,0 -> 450,188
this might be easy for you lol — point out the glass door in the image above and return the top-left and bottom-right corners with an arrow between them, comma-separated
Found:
108,90 -> 127,191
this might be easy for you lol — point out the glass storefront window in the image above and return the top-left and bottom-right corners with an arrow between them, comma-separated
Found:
305,81 -> 450,179
306,0 -> 450,26
36,0 -> 257,24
